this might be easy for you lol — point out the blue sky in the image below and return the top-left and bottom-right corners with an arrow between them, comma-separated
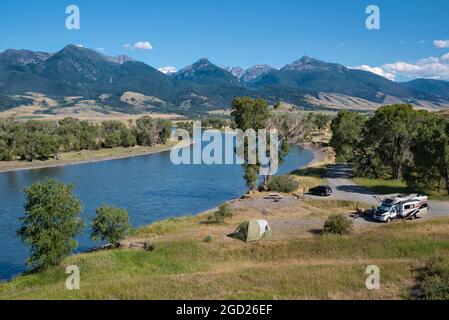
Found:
1,0 -> 449,81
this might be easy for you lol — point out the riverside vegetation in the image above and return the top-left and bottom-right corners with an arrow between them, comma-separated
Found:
0,116 -> 172,162
330,104 -> 449,198
17,179 -> 131,271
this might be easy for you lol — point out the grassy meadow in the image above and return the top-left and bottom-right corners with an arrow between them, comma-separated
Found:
2,196 -> 449,300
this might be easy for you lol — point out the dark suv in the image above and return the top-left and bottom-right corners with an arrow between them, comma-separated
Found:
309,185 -> 333,197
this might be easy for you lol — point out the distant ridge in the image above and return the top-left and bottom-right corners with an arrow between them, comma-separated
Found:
1,45 -> 449,115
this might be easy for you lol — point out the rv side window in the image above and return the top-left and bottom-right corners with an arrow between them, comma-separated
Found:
405,205 -> 413,210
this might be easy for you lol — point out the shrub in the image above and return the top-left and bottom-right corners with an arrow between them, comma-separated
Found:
211,203 -> 234,223
416,256 -> 449,300
144,242 -> 155,252
268,176 -> 300,193
91,205 -> 131,247
323,214 -> 353,235
204,235 -> 212,243
17,179 -> 84,269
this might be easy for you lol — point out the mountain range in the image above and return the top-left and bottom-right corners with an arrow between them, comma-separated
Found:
1,45 -> 449,115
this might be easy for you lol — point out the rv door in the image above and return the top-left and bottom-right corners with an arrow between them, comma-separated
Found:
391,205 -> 399,219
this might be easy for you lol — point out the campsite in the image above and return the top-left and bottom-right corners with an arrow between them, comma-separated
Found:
2,0 -> 449,304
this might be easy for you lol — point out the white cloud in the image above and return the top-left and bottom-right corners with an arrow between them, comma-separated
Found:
96,47 -> 105,52
434,40 -> 449,48
123,41 -> 153,51
354,52 -> 449,81
351,65 -> 396,81
134,41 -> 153,50
158,66 -> 177,74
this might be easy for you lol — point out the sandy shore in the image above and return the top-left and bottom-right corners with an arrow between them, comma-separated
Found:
0,141 -> 191,174
303,142 -> 332,166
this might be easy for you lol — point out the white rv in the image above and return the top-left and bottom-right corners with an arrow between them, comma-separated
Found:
374,194 -> 429,223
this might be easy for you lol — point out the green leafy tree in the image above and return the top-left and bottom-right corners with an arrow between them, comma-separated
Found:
312,113 -> 332,131
157,119 -> 172,144
0,117 -> 22,160
79,121 -> 100,150
364,105 -> 424,179
134,116 -> 159,146
330,110 -> 366,163
176,121 -> 194,137
0,138 -> 14,161
101,120 -> 135,148
24,132 -> 59,161
133,116 -> 172,146
17,179 -> 84,269
231,97 -> 271,190
268,175 -> 300,193
56,118 -> 100,151
91,205 -> 131,247
407,113 -> 449,194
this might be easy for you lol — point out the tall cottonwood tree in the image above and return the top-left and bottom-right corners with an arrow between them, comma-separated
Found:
232,97 -> 311,190
265,112 -> 311,187
231,97 -> 271,190
330,110 -> 366,163
17,179 -> 84,269
363,104 -> 423,179
408,113 -> 449,194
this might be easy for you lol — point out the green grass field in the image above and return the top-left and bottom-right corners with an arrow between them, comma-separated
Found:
2,204 -> 449,300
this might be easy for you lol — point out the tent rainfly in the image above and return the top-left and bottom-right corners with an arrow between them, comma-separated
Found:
228,219 -> 272,242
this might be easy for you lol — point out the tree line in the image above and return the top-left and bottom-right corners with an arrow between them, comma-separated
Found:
330,104 -> 449,195
0,116 -> 172,162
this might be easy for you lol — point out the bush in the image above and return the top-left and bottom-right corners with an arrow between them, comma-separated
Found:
323,214 -> 353,235
144,242 -> 155,252
204,235 -> 212,243
416,256 -> 449,300
211,203 -> 234,223
17,179 -> 84,269
268,176 -> 300,193
91,205 -> 131,247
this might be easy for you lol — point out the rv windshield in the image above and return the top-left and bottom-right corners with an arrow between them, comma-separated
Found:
378,204 -> 392,213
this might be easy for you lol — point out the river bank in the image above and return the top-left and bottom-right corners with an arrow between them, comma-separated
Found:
0,141 -> 191,173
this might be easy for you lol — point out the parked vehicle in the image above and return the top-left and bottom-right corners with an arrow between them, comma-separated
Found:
309,185 -> 333,197
374,194 -> 428,223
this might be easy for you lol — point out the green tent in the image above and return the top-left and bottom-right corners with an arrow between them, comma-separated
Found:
228,219 -> 272,242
